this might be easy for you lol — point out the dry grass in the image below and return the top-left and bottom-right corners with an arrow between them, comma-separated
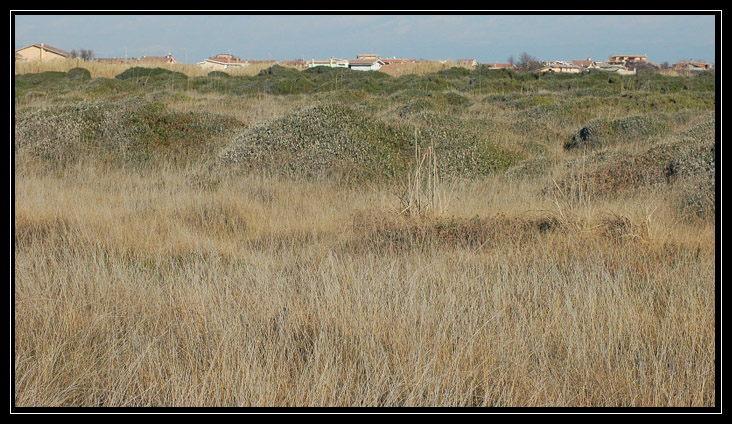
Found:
13,58 -> 716,408
14,162 -> 715,407
380,60 -> 475,77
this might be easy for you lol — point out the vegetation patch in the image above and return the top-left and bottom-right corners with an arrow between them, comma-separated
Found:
15,98 -> 242,167
212,102 -> 523,182
114,67 -> 189,91
213,104 -> 414,182
565,112 -> 679,151
554,116 -> 714,199
505,155 -> 553,180
66,67 -> 92,81
350,213 -> 563,251
13,61 -> 717,408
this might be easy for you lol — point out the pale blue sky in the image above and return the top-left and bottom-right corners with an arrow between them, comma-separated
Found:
13,12 -> 718,65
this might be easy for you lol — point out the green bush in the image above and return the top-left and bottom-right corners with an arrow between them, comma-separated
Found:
14,98 -> 242,168
565,113 -> 676,151
207,71 -> 231,78
66,67 -> 91,81
213,104 -> 413,182
14,71 -> 68,98
555,116 -> 714,198
115,67 -> 187,81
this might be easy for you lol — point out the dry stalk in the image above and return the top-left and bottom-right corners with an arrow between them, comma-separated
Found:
398,129 -> 444,218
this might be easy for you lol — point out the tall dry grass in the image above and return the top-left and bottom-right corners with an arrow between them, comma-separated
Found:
380,60 -> 475,77
13,59 -> 716,407
14,162 -> 715,407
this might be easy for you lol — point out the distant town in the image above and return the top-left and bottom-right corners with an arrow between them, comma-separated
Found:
15,42 -> 715,76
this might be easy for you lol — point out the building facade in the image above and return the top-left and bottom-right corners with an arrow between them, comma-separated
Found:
538,61 -> 583,73
606,54 -> 649,67
308,57 -> 349,69
198,54 -> 249,70
347,58 -> 384,71
15,43 -> 71,62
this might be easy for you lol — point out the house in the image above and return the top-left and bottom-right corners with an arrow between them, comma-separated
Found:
348,58 -> 385,71
140,53 -> 176,64
457,59 -> 477,67
571,57 -> 597,70
594,64 -> 636,75
198,53 -> 249,70
673,61 -> 712,73
357,53 -> 380,60
308,57 -> 349,69
15,42 -> 71,62
482,63 -> 516,70
606,54 -> 649,67
538,61 -> 583,74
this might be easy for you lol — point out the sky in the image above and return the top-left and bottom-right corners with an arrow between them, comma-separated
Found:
12,12 -> 718,65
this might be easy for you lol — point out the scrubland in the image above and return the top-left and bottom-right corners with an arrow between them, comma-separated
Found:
13,61 -> 716,407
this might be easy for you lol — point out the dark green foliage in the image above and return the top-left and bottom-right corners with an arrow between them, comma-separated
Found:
115,66 -> 188,81
15,71 -> 67,86
636,69 -> 715,93
443,91 -> 471,107
207,71 -> 231,78
79,77 -> 140,100
14,71 -> 69,98
66,67 -> 91,81
114,67 -> 189,91
437,66 -> 472,79
258,64 -> 300,77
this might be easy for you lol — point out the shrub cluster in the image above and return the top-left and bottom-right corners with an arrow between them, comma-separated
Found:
15,98 -> 243,168
212,102 -> 522,182
554,114 -> 715,202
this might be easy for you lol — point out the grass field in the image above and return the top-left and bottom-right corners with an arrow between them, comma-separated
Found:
13,60 -> 716,408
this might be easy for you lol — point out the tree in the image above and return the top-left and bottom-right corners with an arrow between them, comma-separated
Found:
71,49 -> 94,61
80,49 -> 94,61
516,51 -> 542,72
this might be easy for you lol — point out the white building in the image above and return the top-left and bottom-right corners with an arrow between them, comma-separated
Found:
348,58 -> 385,71
308,57 -> 349,69
538,61 -> 583,74
198,53 -> 249,71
